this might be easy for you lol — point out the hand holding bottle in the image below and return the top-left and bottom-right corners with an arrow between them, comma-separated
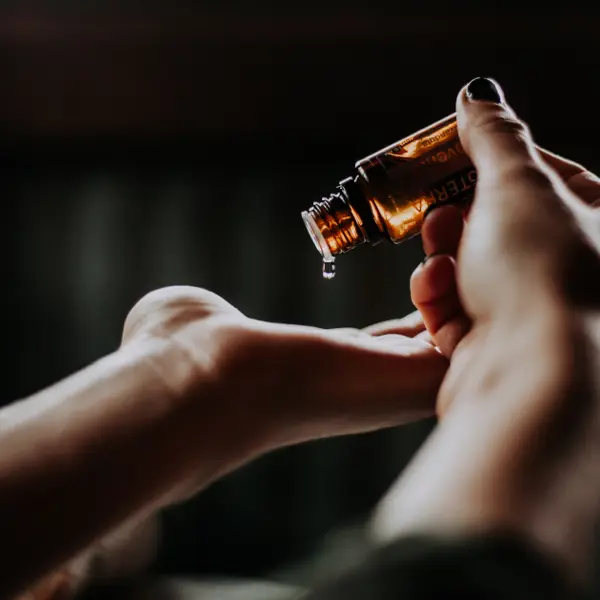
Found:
411,77 -> 600,409
372,79 -> 600,582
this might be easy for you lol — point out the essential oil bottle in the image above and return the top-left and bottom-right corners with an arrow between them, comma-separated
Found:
302,114 -> 476,279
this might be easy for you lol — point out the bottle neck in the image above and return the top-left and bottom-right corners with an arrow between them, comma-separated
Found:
302,177 -> 381,258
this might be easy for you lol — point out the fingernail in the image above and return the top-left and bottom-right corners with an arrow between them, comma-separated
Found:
466,77 -> 503,103
423,202 -> 457,223
423,203 -> 442,221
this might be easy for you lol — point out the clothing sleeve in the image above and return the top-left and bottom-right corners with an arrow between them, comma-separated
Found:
304,533 -> 575,600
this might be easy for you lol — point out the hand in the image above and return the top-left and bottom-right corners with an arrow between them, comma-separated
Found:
372,79 -> 600,580
10,290 -> 445,600
410,78 -> 600,416
122,286 -> 447,462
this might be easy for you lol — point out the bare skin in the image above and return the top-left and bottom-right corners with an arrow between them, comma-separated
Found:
7,78 -> 600,598
1,290 -> 446,599
372,79 -> 600,587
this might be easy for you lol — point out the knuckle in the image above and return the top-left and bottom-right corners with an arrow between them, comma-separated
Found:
474,109 -> 531,142
500,162 -> 555,191
478,154 -> 556,199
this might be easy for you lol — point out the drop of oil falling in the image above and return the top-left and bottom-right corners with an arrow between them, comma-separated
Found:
322,258 -> 336,280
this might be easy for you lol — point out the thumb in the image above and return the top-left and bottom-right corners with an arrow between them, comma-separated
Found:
459,81 -> 597,220
457,77 -> 570,221
457,78 -> 540,177
456,79 -> 579,293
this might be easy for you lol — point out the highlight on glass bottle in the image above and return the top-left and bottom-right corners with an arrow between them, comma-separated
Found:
301,113 -> 477,279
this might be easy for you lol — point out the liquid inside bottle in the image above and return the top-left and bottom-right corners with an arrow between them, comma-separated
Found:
302,114 -> 477,271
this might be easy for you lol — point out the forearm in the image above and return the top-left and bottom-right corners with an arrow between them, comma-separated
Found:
85,514 -> 159,584
0,339 -> 253,598
16,515 -> 159,599
371,311 -> 600,582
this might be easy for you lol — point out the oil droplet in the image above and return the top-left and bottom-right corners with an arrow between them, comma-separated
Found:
322,259 -> 336,280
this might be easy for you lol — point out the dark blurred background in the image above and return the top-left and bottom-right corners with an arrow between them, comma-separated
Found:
3,0 -> 600,590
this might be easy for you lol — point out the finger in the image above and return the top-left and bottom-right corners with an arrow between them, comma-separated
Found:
410,255 -> 470,356
457,78 -> 576,276
309,330 -> 449,429
458,78 -> 536,177
539,148 -> 600,206
421,204 -> 464,257
411,205 -> 469,356
363,310 -> 426,337
285,323 -> 449,441
457,78 -> 567,221
540,148 -> 589,180
415,330 -> 434,344
364,207 -> 463,344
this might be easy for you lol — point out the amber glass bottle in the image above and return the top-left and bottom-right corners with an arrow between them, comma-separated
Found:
302,114 -> 476,276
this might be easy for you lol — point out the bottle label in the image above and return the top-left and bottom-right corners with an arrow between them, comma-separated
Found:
431,166 -> 477,204
384,115 -> 459,161
356,115 -> 475,243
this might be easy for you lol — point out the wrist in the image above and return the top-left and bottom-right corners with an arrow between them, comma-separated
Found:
126,327 -> 271,502
122,334 -> 209,407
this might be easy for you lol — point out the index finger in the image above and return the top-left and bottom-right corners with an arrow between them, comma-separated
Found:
539,148 -> 600,207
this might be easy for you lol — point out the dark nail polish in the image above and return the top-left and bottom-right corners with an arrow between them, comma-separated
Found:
466,77 -> 503,103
